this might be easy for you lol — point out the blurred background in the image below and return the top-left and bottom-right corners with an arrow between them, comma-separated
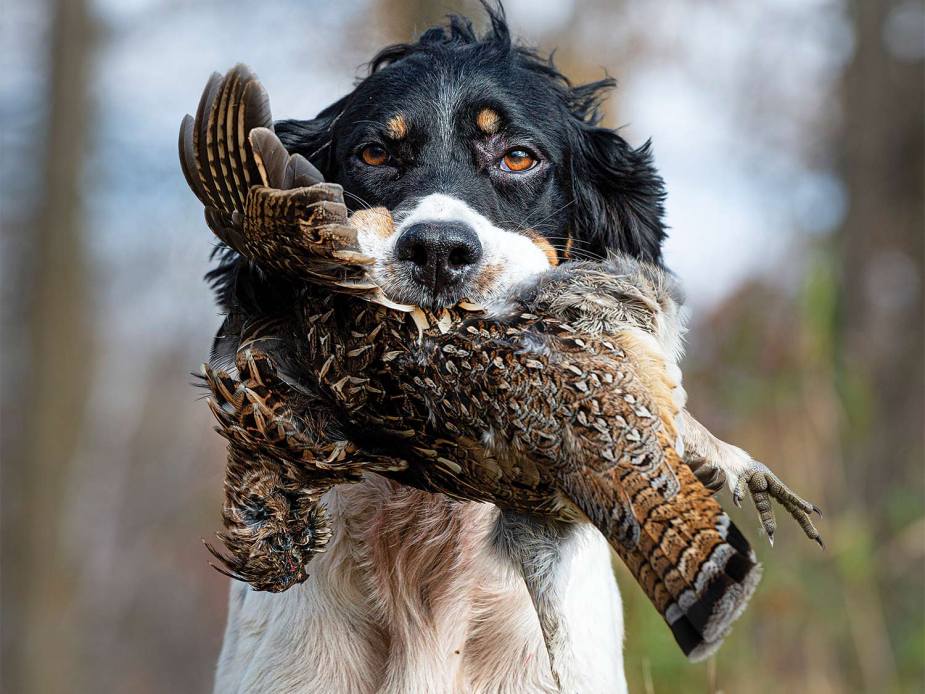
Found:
1,0 -> 922,692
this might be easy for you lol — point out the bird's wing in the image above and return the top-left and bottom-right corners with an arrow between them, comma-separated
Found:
202,313 -> 408,592
202,327 -> 341,593
178,64 -> 409,309
387,316 -> 761,661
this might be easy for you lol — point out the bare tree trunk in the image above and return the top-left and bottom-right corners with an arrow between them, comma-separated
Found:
374,0 -> 478,40
3,0 -> 96,691
836,0 -> 924,688
838,1 -> 924,522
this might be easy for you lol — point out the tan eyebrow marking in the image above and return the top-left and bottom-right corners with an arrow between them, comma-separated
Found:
385,114 -> 408,140
476,107 -> 500,135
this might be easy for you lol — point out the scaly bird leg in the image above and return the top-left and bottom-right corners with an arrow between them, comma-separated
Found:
680,410 -> 823,548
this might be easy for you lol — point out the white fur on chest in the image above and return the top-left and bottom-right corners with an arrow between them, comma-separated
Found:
214,475 -> 626,694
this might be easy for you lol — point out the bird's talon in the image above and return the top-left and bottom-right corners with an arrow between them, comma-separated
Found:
730,463 -> 823,548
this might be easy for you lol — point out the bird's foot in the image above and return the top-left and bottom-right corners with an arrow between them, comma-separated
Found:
732,461 -> 824,549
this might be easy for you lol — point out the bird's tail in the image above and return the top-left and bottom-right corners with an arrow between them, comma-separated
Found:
178,64 -> 324,224
178,65 -> 411,308
563,438 -> 761,661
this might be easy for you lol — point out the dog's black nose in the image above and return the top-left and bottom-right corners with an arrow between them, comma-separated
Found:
395,222 -> 483,292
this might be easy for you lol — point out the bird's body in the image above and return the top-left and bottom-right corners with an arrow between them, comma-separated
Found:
182,66 -> 820,673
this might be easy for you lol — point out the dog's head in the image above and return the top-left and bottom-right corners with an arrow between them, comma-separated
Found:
277,4 -> 666,310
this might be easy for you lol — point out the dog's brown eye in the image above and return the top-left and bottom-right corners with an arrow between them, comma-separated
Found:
500,149 -> 536,173
360,144 -> 389,167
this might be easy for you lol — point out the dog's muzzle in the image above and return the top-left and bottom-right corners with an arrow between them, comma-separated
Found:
394,221 -> 483,301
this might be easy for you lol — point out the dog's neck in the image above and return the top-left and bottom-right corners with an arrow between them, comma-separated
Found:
214,475 -> 626,693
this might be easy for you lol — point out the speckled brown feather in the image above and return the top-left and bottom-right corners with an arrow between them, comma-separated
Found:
178,65 -> 415,593
200,314 -> 407,592
181,65 -> 762,659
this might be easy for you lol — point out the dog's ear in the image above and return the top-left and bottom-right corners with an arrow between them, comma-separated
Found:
566,112 -> 667,265
274,95 -> 350,179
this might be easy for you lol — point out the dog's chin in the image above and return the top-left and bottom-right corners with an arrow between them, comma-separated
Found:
376,262 -> 514,311
377,272 -> 473,311
419,294 -> 465,312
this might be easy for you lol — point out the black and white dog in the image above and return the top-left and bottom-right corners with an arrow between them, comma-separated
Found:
214,6 -> 667,693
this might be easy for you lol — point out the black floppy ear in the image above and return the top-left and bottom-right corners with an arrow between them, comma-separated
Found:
274,94 -> 350,179
567,119 -> 667,265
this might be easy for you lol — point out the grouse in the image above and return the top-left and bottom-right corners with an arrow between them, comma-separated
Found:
180,65 -> 821,665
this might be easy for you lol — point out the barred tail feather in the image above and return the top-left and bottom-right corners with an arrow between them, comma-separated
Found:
661,516 -> 761,661
633,454 -> 760,661
563,442 -> 761,661
179,64 -> 274,221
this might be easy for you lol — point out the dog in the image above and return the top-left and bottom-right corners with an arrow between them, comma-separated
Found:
212,6 -> 666,693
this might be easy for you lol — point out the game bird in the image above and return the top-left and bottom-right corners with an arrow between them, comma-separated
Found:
180,65 -> 821,669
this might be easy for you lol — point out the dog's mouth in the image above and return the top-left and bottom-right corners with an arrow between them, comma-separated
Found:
353,193 -> 556,313
376,261 -> 484,311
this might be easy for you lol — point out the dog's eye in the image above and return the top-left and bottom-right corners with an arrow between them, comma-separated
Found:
360,144 -> 389,167
499,149 -> 537,173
